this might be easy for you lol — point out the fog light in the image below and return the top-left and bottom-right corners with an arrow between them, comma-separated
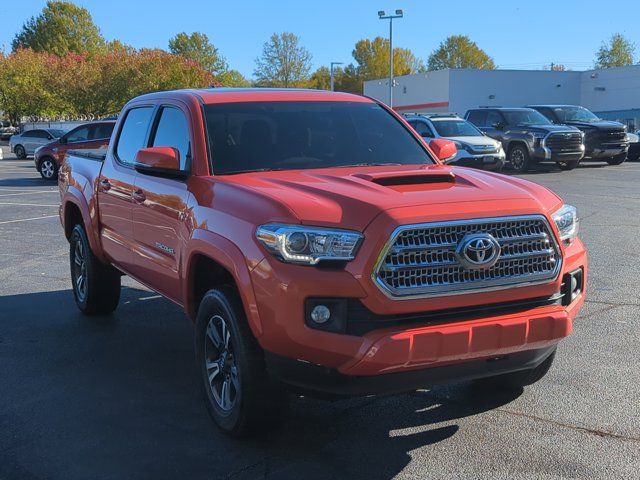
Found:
310,305 -> 331,324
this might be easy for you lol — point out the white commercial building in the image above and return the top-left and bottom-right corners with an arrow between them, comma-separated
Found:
364,65 -> 640,130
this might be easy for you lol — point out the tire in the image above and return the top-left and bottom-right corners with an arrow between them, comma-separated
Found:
606,154 -> 626,166
38,157 -> 58,180
69,224 -> 121,315
507,144 -> 531,173
475,349 -> 556,391
195,286 -> 288,436
14,145 -> 26,159
557,160 -> 579,171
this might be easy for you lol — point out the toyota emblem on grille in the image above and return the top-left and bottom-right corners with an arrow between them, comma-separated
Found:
456,233 -> 501,270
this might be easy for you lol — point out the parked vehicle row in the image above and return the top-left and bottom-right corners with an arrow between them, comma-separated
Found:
59,88 -> 586,436
406,105 -> 630,173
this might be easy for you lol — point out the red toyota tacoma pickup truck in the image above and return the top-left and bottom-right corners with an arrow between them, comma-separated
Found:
59,88 -> 587,436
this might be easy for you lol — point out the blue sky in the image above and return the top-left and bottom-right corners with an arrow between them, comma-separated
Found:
1,0 -> 638,79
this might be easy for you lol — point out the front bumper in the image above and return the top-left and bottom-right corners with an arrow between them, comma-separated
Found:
531,146 -> 585,162
249,231 -> 587,391
448,149 -> 505,170
584,144 -> 628,160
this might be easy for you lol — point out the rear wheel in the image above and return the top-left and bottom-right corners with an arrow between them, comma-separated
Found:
14,145 -> 26,159
557,160 -> 579,171
606,154 -> 626,166
69,224 -> 121,315
39,157 -> 58,180
196,287 -> 288,436
475,349 -> 556,390
508,144 -> 531,173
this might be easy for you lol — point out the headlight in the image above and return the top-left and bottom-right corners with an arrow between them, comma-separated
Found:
256,224 -> 363,265
552,204 -> 579,242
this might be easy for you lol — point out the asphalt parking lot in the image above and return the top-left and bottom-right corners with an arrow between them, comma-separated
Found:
0,144 -> 639,480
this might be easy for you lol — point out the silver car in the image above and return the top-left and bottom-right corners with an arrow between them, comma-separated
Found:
9,128 -> 65,159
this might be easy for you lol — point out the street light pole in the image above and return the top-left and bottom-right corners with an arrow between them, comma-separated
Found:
330,62 -> 343,91
378,9 -> 403,108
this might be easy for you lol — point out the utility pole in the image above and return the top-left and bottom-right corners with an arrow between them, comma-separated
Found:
378,9 -> 404,108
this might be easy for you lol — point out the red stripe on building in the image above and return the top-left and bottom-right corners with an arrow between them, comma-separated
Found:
394,101 -> 450,111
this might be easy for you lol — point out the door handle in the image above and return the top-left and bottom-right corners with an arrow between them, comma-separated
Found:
98,179 -> 111,192
132,189 -> 146,203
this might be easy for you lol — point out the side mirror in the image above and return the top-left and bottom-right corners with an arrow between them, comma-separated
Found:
492,122 -> 505,130
134,147 -> 185,178
429,138 -> 457,162
59,136 -> 67,145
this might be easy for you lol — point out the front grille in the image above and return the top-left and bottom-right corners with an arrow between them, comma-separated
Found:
589,129 -> 627,147
545,132 -> 583,153
374,216 -> 561,298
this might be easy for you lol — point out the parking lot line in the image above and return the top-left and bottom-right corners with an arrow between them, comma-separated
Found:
0,202 -> 59,207
0,214 -> 58,225
0,190 -> 58,197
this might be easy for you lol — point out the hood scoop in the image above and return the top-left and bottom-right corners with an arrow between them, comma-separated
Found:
353,169 -> 456,187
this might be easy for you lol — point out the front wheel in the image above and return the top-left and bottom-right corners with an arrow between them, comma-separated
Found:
558,160 -> 579,171
508,144 -> 531,173
69,224 -> 121,315
196,287 -> 288,436
14,145 -> 26,159
39,157 -> 58,180
606,154 -> 626,166
475,349 -> 556,390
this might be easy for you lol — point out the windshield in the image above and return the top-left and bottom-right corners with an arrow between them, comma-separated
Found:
503,110 -> 551,126
553,106 -> 600,123
48,129 -> 66,138
431,119 -> 482,137
204,101 -> 433,174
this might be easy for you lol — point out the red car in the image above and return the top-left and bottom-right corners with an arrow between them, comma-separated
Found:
58,89 -> 587,436
34,120 -> 115,179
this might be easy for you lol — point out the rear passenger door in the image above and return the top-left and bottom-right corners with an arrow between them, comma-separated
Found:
130,104 -> 192,302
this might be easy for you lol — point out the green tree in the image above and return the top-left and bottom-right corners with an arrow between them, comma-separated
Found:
595,34 -> 636,68
0,49 -> 56,122
216,69 -> 251,87
353,37 -> 424,80
12,1 -> 105,56
427,35 -> 495,70
254,32 -> 312,87
168,32 -> 227,75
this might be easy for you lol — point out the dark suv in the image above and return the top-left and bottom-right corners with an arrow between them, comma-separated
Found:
465,108 -> 585,172
527,105 -> 628,166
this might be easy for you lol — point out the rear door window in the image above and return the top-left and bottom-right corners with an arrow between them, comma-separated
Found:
66,126 -> 92,143
116,107 -> 154,165
93,123 -> 114,140
466,110 -> 487,127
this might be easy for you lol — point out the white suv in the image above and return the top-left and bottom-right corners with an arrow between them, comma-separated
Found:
405,113 -> 505,171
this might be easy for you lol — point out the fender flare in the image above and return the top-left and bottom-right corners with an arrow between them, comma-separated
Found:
183,229 -> 263,338
61,186 -> 107,262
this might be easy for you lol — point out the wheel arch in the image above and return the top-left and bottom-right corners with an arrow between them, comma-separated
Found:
61,189 -> 107,262
184,230 -> 263,338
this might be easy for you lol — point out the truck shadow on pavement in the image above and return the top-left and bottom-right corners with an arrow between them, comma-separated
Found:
0,287 -> 521,480
0,177 -> 53,187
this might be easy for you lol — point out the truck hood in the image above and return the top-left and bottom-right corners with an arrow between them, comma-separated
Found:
560,120 -> 626,132
511,124 -> 580,134
217,165 -> 562,231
